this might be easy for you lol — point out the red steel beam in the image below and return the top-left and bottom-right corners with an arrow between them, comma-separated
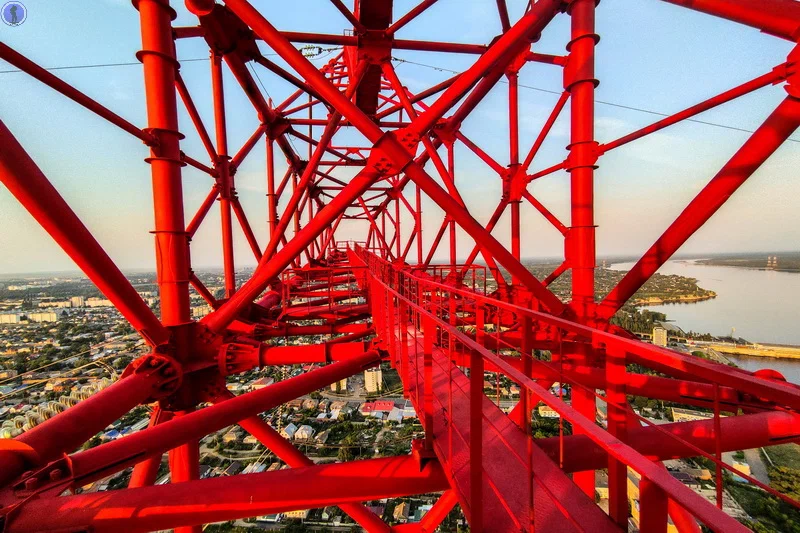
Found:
138,0 -> 191,326
175,72 -> 217,161
260,342 -> 371,365
386,0 -> 440,35
66,350 -> 381,485
0,120 -> 169,347
230,124 -> 266,169
600,66 -> 787,154
211,51 -> 237,299
168,409 -> 202,533
0,362 -> 168,486
4,456 -> 448,533
128,407 -> 173,488
0,43 -> 154,145
186,185 -> 219,237
329,0 -> 367,33
231,197 -> 263,261
522,190 -> 568,235
597,96 -> 800,320
215,392 -> 390,533
661,0 -> 800,41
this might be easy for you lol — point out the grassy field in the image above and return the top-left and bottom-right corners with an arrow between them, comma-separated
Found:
764,443 -> 800,469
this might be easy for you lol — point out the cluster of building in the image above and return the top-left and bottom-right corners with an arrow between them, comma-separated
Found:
254,496 -> 441,527
0,292 -> 163,325
596,458 -> 748,532
1,374 -> 115,438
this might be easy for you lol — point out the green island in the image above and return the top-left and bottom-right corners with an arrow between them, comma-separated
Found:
483,261 -> 717,306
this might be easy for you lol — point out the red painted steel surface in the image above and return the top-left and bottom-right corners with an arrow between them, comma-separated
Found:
1,1 -> 800,531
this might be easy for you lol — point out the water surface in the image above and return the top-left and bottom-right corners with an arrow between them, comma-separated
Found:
610,260 -> 800,384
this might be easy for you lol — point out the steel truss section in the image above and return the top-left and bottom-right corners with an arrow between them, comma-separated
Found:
1,0 -> 800,532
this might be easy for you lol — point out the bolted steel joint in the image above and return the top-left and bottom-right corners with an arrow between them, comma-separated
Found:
217,338 -> 264,376
122,353 -> 183,402
784,44 -> 800,98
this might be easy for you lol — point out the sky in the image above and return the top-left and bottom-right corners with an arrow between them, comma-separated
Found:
0,0 -> 798,274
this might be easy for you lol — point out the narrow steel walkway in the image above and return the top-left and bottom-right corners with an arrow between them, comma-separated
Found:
400,325 -> 619,533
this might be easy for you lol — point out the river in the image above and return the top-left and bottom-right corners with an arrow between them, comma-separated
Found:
610,260 -> 800,384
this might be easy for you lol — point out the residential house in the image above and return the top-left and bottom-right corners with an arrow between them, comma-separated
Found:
280,423 -> 298,440
393,501 -> 410,523
294,424 -> 315,441
251,377 -> 274,390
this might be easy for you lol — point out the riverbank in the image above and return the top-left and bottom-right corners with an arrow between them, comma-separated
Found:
631,291 -> 717,306
707,343 -> 800,361
609,260 -> 800,346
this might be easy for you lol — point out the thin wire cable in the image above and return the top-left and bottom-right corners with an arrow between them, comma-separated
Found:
0,57 -> 209,74
0,52 -> 282,75
248,59 -> 303,156
2,51 -> 794,141
0,348 -> 126,400
0,334 -> 139,386
392,56 -> 800,143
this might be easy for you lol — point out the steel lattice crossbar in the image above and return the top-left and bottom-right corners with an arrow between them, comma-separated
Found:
1,0 -> 800,532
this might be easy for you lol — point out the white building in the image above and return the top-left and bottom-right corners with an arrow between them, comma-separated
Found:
28,311 -> 58,323
38,301 -> 70,308
70,296 -> 85,308
294,424 -> 315,441
86,297 -> 113,308
364,367 -> 382,393
0,314 -> 20,324
191,305 -> 212,318
331,377 -> 347,392
653,326 -> 668,347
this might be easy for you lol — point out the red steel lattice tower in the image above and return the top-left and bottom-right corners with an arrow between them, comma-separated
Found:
2,1 -> 800,531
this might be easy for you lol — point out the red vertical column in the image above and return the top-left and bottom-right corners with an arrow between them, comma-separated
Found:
566,0 -> 598,316
416,185 -> 423,265
471,306 -> 486,532
395,195 -> 402,260
212,52 -> 236,298
292,172 -> 301,238
422,313 -> 435,450
566,0 -> 599,499
639,478 -> 669,533
266,136 -> 278,236
381,210 -> 388,258
447,142 -> 457,266
399,299 -> 410,397
168,416 -> 200,493
137,0 -> 190,327
129,407 -> 174,488
510,200 -> 521,285
605,344 -> 629,526
387,291 -> 397,366
137,4 -> 197,531
509,67 -> 521,287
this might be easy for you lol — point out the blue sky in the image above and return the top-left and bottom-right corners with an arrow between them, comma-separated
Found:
0,0 -> 797,274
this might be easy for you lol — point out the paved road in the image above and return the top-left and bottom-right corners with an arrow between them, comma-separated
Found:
722,449 -> 771,486
744,448 -> 771,485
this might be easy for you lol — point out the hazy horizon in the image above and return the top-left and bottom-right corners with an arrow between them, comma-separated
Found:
2,1 -> 798,275
2,250 -> 799,279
